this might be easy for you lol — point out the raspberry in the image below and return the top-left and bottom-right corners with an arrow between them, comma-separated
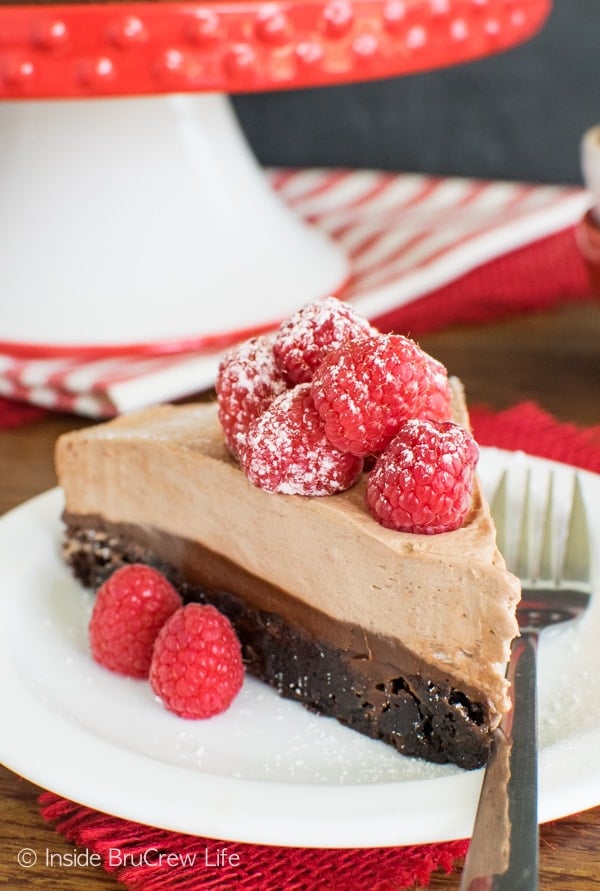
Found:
150,604 -> 244,719
238,383 -> 363,495
419,354 -> 452,422
273,297 -> 376,385
89,564 -> 182,678
365,419 -> 479,534
216,335 -> 288,457
311,334 -> 436,456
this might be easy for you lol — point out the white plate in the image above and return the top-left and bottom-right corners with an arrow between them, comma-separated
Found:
1,448 -> 599,848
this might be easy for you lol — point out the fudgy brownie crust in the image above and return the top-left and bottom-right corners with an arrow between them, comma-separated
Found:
63,516 -> 492,770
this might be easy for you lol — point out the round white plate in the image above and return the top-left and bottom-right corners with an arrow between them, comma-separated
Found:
1,448 -> 599,848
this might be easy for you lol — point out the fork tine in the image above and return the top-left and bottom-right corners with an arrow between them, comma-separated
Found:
515,469 -> 531,580
491,469 -> 508,556
537,472 -> 555,582
561,475 -> 592,585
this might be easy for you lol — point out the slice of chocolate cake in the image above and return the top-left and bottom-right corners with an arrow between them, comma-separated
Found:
56,381 -> 519,771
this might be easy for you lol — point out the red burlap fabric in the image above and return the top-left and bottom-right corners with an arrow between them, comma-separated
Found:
0,396 -> 50,428
470,403 -> 600,472
37,793 -> 468,890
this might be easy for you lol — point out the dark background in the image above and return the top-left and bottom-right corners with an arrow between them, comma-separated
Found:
233,0 -> 598,185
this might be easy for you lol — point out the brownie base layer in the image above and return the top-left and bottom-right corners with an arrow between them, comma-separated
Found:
63,517 -> 493,770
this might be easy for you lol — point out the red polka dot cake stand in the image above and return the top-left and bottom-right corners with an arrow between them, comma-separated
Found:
0,0 -> 550,357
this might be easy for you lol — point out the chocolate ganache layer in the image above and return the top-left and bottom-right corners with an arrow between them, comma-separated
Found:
63,513 -> 492,769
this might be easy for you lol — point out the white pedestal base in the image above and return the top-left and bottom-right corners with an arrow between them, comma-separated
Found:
0,93 -> 348,354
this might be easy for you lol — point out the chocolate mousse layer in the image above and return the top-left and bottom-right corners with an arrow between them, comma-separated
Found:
63,512 -> 493,770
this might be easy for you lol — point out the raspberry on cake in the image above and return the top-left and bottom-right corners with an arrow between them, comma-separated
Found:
311,333 -> 450,456
365,419 -> 479,534
238,383 -> 364,496
56,303 -> 520,770
272,296 -> 376,385
419,355 -> 453,422
216,334 -> 288,457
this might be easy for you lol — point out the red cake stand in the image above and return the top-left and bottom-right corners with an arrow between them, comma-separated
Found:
0,0 -> 550,356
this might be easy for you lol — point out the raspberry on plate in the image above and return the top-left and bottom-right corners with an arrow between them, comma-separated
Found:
365,419 -> 479,534
150,603 -> 244,719
216,335 -> 288,457
89,564 -> 182,678
273,297 -> 376,385
239,383 -> 364,496
311,333 -> 436,456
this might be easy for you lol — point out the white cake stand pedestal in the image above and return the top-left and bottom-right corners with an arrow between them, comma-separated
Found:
0,0 -> 551,356
0,92 -> 347,354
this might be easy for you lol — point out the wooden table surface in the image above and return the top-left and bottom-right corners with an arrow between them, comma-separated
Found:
1,302 -> 599,889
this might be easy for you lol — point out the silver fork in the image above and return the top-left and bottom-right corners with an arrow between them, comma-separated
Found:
460,468 -> 592,891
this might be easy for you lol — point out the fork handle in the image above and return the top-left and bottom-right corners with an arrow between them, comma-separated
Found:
459,632 -> 539,891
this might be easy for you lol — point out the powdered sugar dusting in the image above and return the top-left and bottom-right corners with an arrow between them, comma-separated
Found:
168,677 -> 458,784
215,308 -> 470,539
216,335 -> 288,456
273,296 -> 376,385
239,384 -> 363,496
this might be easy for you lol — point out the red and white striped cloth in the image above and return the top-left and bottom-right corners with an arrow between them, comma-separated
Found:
0,169 -> 590,418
